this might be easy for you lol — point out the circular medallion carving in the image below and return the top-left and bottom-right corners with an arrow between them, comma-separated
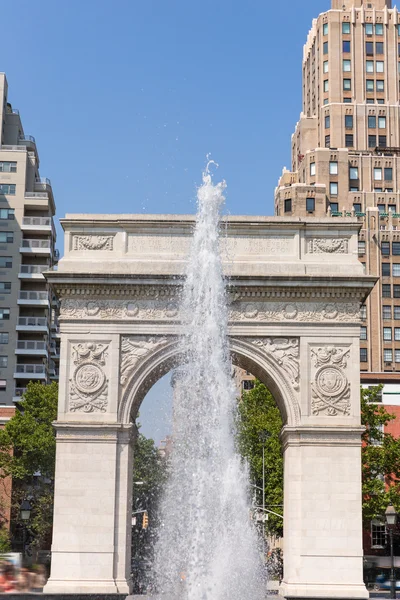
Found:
86,302 -> 100,316
165,303 -> 178,318
322,303 -> 338,320
125,302 -> 139,317
283,303 -> 298,319
74,362 -> 105,395
244,304 -> 258,319
315,366 -> 347,397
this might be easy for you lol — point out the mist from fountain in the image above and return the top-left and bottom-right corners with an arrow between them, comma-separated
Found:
152,162 -> 264,600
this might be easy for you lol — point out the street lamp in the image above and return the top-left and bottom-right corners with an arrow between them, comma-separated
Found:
20,499 -> 31,559
385,503 -> 398,599
258,431 -> 270,562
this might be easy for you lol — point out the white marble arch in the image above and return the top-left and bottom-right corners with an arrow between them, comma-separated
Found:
43,214 -> 376,599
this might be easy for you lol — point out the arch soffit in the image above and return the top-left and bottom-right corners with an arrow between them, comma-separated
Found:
119,337 -> 301,427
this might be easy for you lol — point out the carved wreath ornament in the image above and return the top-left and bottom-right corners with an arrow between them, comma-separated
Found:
311,347 -> 351,416
69,343 -> 109,413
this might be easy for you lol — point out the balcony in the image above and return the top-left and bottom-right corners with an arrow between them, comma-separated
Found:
14,364 -> 46,380
21,216 -> 53,234
18,136 -> 37,153
15,340 -> 48,357
13,387 -> 27,402
34,178 -> 53,196
18,290 -> 49,306
20,239 -> 52,255
16,317 -> 48,332
18,264 -> 48,279
24,192 -> 50,211
49,342 -> 60,358
0,145 -> 26,152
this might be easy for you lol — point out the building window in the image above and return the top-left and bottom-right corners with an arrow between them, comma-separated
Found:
310,162 -> 316,176
395,307 -> 400,319
343,97 -> 352,103
378,116 -> 386,129
378,204 -> 386,213
323,98 -> 329,106
376,42 -> 384,54
284,199 -> 292,213
324,79 -> 329,92
377,80 -> 385,92
361,305 -> 367,320
0,209 -> 14,221
360,326 -> 367,340
323,23 -> 328,35
376,23 -> 384,36
0,309 -> 10,321
360,348 -> 368,362
366,79 -> 374,92
0,162 -> 17,173
366,42 -> 374,56
0,184 -> 16,195
393,264 -> 400,276
379,135 -> 387,147
353,203 -> 362,212
366,60 -> 374,73
325,135 -> 330,147
384,349 -> 393,362
345,134 -> 354,147
394,285 -> 400,298
343,78 -> 351,91
376,60 -> 384,73
325,115 -> 330,128
330,182 -> 338,196
389,204 -> 396,211
368,135 -> 377,147
382,243 -> 391,258
349,166 -> 358,179
323,60 -> 329,73
358,240 -> 366,255
0,356 -> 8,369
374,168 -> 382,180
395,328 -> 400,341
368,116 -> 376,128
0,380 -> 6,392
343,40 -> 351,53
0,334 -> 8,344
384,167 -> 393,180
382,263 -> 391,276
365,23 -> 373,36
306,197 -> 315,212
242,380 -> 255,391
384,327 -> 392,341
393,242 -> 400,256
0,233 -> 13,244
343,59 -> 351,72
396,349 -> 400,362
378,98 -> 385,104
383,305 -> 392,320
330,202 -> 339,212
0,257 -> 12,269
323,41 -> 328,55
0,283 -> 11,294
342,22 -> 350,34
330,161 -> 338,175
345,115 -> 353,129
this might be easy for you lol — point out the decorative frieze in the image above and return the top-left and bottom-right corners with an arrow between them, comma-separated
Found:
120,336 -> 171,386
310,346 -> 351,417
69,342 -> 109,413
307,238 -> 349,254
60,298 -> 360,324
72,235 -> 114,251
250,338 -> 300,390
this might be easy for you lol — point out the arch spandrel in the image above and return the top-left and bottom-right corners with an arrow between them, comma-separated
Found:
119,334 -> 301,427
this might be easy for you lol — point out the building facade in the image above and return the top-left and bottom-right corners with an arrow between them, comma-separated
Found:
0,73 -> 59,410
274,0 -> 400,388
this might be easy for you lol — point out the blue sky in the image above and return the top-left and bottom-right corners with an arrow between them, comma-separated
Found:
2,0 -> 330,441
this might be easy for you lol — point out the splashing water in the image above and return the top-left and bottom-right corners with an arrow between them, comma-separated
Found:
153,163 -> 264,600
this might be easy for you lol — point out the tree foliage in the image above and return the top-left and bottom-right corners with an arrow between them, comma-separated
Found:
361,385 -> 400,524
0,382 -> 58,551
236,380 -> 283,537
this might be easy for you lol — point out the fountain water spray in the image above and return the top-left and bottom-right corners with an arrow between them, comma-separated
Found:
153,162 -> 264,599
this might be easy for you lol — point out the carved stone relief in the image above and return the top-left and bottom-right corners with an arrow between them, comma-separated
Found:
310,346 -> 351,416
72,235 -> 114,251
307,238 -> 349,254
60,298 -> 360,324
120,337 -> 171,386
69,342 -> 109,413
249,338 -> 300,390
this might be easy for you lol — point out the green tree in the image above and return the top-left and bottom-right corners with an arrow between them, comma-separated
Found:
361,385 -> 400,524
236,380 -> 283,537
0,381 -> 58,552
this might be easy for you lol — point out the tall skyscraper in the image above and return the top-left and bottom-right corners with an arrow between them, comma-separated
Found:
0,73 -> 59,411
275,0 -> 400,400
